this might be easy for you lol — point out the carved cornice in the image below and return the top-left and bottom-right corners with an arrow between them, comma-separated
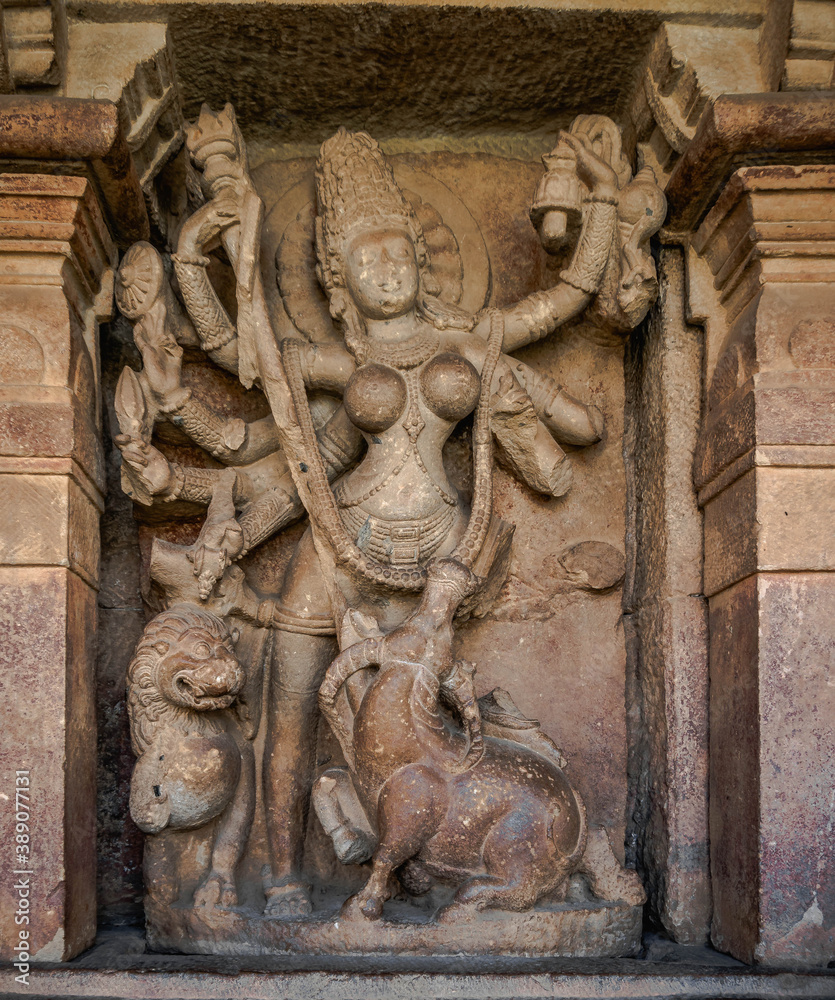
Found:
693,164 -> 835,287
628,21 -> 764,185
0,95 -> 149,246
0,173 -> 116,320
663,92 -> 835,234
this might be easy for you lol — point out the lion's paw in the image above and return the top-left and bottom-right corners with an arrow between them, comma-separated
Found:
193,871 -> 237,910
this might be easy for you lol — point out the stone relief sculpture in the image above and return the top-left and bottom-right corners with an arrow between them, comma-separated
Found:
115,101 -> 664,955
126,603 -> 255,910
317,557 -> 642,922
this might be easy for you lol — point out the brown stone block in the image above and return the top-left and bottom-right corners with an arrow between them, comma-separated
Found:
756,573 -> 835,966
0,474 -> 69,566
666,98 -> 835,232
694,173 -> 835,287
0,473 -> 100,584
704,467 -> 835,595
694,385 -> 756,492
72,395 -> 105,494
623,249 -> 710,943
710,573 -> 835,966
0,567 -> 97,962
709,574 -> 761,963
703,469 -> 757,597
0,284 -> 74,389
756,380 -> 835,448
624,248 -> 704,610
0,110 -> 146,247
64,571 -> 98,955
758,467 -> 835,573
0,395 -> 73,457
694,182 -> 835,397
0,393 -> 104,494
696,375 -> 835,494
67,477 -> 102,585
0,176 -> 118,336
8,964 -> 835,998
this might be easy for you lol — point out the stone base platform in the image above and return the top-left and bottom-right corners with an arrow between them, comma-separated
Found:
145,897 -> 643,958
8,928 -> 835,1000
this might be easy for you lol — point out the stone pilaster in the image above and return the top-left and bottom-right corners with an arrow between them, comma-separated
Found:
692,164 -> 835,967
624,246 -> 711,944
0,172 -> 116,962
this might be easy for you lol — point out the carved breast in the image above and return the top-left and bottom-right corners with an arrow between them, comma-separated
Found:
345,354 -> 481,434
420,353 -> 480,422
344,363 -> 407,433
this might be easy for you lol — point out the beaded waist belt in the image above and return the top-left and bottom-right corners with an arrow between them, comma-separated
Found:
337,496 -> 456,568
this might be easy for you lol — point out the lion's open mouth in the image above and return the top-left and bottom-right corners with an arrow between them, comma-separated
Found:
173,661 -> 243,709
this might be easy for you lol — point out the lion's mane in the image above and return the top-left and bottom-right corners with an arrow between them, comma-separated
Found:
127,603 -> 232,757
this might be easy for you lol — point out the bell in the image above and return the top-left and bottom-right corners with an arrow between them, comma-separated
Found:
530,143 -> 585,253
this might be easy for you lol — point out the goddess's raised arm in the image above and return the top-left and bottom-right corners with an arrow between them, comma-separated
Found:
482,131 -> 619,354
170,104 -> 297,386
483,122 -> 666,354
173,206 -> 242,376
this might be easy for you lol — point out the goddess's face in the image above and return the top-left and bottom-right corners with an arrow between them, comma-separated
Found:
344,229 -> 419,320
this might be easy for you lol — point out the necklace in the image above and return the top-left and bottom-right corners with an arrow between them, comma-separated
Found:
366,328 -> 440,370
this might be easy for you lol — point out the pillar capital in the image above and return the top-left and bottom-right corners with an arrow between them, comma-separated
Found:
693,164 -> 835,593
0,172 -> 116,319
694,163 -> 835,315
0,95 -> 149,248
664,93 -> 835,235
0,172 -> 117,506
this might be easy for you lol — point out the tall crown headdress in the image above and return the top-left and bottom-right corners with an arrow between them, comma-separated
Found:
314,128 -> 427,290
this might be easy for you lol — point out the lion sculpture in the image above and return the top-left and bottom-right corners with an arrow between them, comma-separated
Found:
127,603 -> 255,909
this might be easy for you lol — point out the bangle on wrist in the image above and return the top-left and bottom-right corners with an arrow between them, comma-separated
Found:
159,386 -> 192,414
586,190 -> 618,205
257,600 -> 276,628
172,251 -> 211,268
161,463 -> 184,501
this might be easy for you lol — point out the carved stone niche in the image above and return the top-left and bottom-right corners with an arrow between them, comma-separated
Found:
102,97 -> 665,961
1,0 -> 834,987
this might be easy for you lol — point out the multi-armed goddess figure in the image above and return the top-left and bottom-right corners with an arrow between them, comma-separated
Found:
116,104 -> 663,917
